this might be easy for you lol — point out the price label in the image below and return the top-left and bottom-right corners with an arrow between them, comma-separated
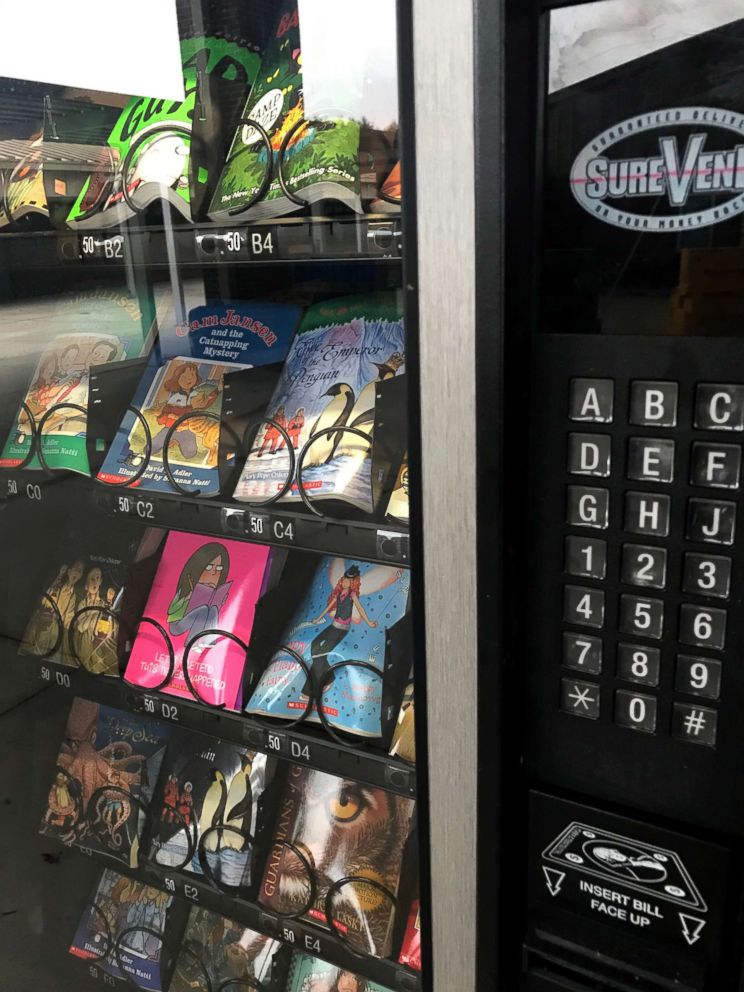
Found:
265,730 -> 286,755
223,230 -> 243,253
81,234 -> 125,260
6,478 -> 18,497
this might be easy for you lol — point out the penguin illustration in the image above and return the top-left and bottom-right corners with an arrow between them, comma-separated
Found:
305,382 -> 355,467
221,753 -> 255,851
197,769 -> 227,851
335,353 -> 404,460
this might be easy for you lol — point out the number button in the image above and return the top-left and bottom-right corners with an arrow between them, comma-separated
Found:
619,594 -> 664,639
566,486 -> 609,529
621,544 -> 667,589
686,499 -> 736,545
564,585 -> 605,628
694,384 -> 744,431
682,553 -> 731,599
675,655 -> 722,700
567,434 -> 611,477
629,381 -> 678,427
615,690 -> 657,733
672,702 -> 718,747
679,604 -> 726,650
627,437 -> 675,483
690,442 -> 741,489
563,633 -> 602,674
565,537 -> 607,579
560,678 -> 600,719
569,378 -> 613,423
616,644 -> 660,686
625,492 -> 670,538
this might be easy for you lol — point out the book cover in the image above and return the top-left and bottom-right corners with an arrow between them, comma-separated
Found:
170,906 -> 280,992
389,680 -> 415,763
125,532 -> 271,707
19,550 -> 126,674
96,300 -> 300,494
40,699 -> 170,867
259,765 -> 415,957
247,556 -> 409,738
1,130 -> 48,228
69,869 -> 173,991
232,294 -> 405,512
287,952 -> 394,992
149,738 -> 269,888
386,451 -> 409,523
398,900 -> 421,971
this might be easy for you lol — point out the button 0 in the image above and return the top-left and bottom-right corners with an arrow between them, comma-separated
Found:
564,585 -> 605,628
690,442 -> 741,489
621,544 -> 667,589
569,378 -> 614,423
629,381 -> 678,427
567,434 -> 611,477
625,491 -> 670,537
679,604 -> 726,650
695,384 -> 744,431
563,632 -> 602,674
617,643 -> 661,686
675,655 -> 722,700
682,553 -> 731,599
567,486 -> 609,529
627,437 -> 674,483
561,677 -> 600,719
672,702 -> 717,747
615,690 -> 657,733
686,499 -> 736,545
565,536 -> 607,579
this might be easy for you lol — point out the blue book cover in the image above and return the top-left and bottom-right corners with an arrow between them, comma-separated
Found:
246,556 -> 409,737
97,301 -> 301,495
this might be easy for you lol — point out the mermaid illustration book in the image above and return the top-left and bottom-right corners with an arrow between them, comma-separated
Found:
40,699 -> 170,867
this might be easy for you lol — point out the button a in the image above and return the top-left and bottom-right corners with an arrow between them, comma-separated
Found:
569,378 -> 614,423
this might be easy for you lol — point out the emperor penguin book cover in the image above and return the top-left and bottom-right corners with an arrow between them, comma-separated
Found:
148,737 -> 270,889
231,293 -> 405,513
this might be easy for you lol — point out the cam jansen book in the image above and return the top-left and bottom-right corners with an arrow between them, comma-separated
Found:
125,532 -> 272,708
247,556 -> 409,739
232,294 -> 405,513
97,301 -> 300,495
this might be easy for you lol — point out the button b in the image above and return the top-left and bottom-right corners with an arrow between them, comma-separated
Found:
690,443 -> 741,489
629,381 -> 678,427
567,434 -> 611,477
695,384 -> 744,431
569,378 -> 614,423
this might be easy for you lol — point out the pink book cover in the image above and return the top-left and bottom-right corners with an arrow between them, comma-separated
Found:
125,532 -> 271,708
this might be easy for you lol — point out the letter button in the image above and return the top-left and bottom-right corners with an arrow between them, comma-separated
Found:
627,437 -> 674,483
567,486 -> 609,529
672,702 -> 717,746
569,378 -> 613,423
629,381 -> 678,427
567,433 -> 611,477
695,383 -> 744,431
690,442 -> 741,489
615,690 -> 657,733
625,491 -> 670,537
686,499 -> 736,545
561,677 -> 600,719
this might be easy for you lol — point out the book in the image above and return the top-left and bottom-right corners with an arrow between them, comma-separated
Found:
149,738 -> 270,889
232,294 -> 405,512
0,129 -> 48,228
40,699 -> 170,867
286,952 -> 394,992
69,869 -> 174,991
246,556 -> 409,739
398,900 -> 421,971
169,906 -> 280,992
96,300 -> 300,495
370,161 -> 402,214
125,532 -> 272,708
385,451 -> 409,523
389,680 -> 415,764
259,765 -> 415,957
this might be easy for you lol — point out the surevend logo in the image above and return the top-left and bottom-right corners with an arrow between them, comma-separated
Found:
570,107 -> 744,232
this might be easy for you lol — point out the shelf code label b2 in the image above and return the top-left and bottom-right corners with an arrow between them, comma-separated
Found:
80,234 -> 125,261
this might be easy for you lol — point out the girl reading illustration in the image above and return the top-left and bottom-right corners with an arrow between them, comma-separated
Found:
167,542 -> 232,642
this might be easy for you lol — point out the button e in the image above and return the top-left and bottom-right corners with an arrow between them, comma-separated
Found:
695,384 -> 744,431
569,378 -> 614,423
567,433 -> 611,477
627,437 -> 674,483
629,381 -> 678,427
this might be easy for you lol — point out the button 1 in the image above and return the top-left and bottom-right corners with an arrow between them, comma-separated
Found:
690,442 -> 741,489
621,544 -> 667,589
672,702 -> 717,746
564,585 -> 605,628
565,536 -> 607,579
686,499 -> 736,545
616,643 -> 661,686
569,378 -> 614,423
625,491 -> 670,537
567,486 -> 609,529
563,632 -> 602,674
567,433 -> 611,477
619,594 -> 664,639
561,677 -> 600,719
695,384 -> 744,431
679,604 -> 726,650
615,690 -> 657,733
629,381 -> 678,427
682,553 -> 731,599
627,437 -> 675,483
675,655 -> 722,700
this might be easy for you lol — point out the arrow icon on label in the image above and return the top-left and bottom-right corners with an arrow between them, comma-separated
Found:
679,913 -> 706,946
543,867 -> 566,897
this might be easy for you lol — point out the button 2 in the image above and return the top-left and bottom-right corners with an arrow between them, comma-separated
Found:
686,499 -> 736,545
564,585 -> 605,628
672,702 -> 717,746
567,434 -> 611,477
569,379 -> 614,423
682,553 -> 731,599
690,442 -> 741,489
629,381 -> 678,427
627,437 -> 674,483
621,544 -> 667,589
695,384 -> 744,431
565,537 -> 607,579
563,633 -> 602,674
615,690 -> 657,733
625,492 -> 670,537
567,486 -> 609,529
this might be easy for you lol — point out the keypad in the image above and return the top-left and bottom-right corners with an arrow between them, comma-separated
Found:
558,377 -> 742,747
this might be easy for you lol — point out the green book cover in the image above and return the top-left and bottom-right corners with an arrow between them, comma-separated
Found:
287,952 -> 394,992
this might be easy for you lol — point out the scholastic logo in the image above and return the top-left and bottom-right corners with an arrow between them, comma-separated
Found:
570,107 -> 744,232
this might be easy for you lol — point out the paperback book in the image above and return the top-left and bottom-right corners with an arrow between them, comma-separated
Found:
125,532 -> 272,707
386,451 -> 409,523
389,680 -> 415,764
259,765 -> 415,957
398,899 -> 421,971
40,698 -> 170,866
247,556 -> 409,738
232,294 -> 405,512
286,952 -> 394,992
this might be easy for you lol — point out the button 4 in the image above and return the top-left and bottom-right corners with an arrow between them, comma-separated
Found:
567,433 -> 611,477
629,381 -> 678,427
564,585 -> 605,628
561,678 -> 601,719
569,378 -> 614,423
694,384 -> 744,431
690,442 -> 741,489
672,702 -> 717,746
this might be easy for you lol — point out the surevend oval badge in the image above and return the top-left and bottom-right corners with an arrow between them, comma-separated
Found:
570,107 -> 744,232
